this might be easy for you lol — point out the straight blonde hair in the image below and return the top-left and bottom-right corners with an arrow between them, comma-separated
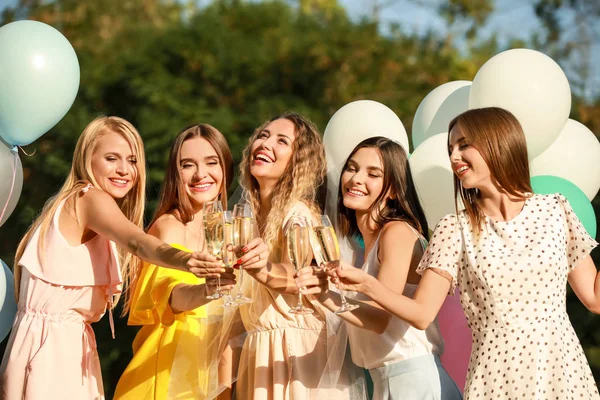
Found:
13,116 -> 147,305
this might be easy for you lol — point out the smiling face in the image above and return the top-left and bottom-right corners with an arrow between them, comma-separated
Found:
340,147 -> 387,214
448,124 -> 491,190
90,130 -> 138,199
179,136 -> 223,208
249,118 -> 296,185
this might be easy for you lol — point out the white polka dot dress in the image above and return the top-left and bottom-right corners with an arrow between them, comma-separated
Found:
417,194 -> 599,399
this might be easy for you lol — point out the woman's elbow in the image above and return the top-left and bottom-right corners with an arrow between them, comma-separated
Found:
412,315 -> 436,331
126,235 -> 145,258
585,300 -> 600,315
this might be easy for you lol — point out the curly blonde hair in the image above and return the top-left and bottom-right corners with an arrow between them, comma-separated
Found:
239,112 -> 326,261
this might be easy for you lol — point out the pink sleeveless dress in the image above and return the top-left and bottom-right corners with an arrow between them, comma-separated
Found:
0,190 -> 122,400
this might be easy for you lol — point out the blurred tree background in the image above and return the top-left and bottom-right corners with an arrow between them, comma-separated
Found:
1,0 -> 599,397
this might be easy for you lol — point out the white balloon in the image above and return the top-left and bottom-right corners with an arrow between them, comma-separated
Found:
0,141 -> 23,227
412,81 -> 471,149
0,259 -> 17,342
469,48 -> 571,158
323,100 -> 408,171
410,133 -> 462,228
530,119 -> 600,200
323,100 -> 408,220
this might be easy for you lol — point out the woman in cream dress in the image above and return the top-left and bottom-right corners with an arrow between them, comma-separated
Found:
232,112 -> 365,399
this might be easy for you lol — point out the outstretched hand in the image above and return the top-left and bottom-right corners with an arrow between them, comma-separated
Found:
187,252 -> 226,278
295,265 -> 328,298
235,237 -> 270,271
332,262 -> 373,294
205,267 -> 237,297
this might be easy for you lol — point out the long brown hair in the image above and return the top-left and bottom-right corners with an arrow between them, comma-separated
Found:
148,124 -> 233,227
13,116 -> 146,302
448,107 -> 532,233
337,136 -> 429,240
239,112 -> 326,261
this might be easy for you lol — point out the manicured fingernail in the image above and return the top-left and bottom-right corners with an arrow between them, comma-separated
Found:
242,247 -> 248,253
236,259 -> 242,265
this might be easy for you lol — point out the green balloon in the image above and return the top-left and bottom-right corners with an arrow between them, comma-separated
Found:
531,175 -> 597,239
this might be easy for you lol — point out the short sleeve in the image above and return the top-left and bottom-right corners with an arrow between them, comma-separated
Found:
555,194 -> 598,271
416,214 -> 463,295
127,244 -> 206,326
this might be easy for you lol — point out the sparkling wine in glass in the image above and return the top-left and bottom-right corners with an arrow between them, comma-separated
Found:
203,200 -> 224,300
233,203 -> 254,304
287,216 -> 314,315
220,211 -> 238,308
313,215 -> 358,314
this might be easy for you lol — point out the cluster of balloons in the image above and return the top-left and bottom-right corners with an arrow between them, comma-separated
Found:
0,20 -> 80,342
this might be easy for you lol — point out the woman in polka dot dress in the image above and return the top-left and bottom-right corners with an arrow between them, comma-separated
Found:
331,107 -> 600,399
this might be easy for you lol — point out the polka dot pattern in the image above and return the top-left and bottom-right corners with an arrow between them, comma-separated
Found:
417,194 -> 599,398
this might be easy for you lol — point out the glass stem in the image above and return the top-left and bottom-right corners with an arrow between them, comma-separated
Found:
339,286 -> 349,306
216,251 -> 222,293
237,265 -> 244,297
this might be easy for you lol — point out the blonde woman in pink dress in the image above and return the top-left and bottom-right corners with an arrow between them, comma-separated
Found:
232,112 -> 365,399
0,116 -> 229,400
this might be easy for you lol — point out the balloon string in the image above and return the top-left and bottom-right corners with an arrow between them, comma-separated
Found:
18,146 -> 36,157
0,147 -> 18,224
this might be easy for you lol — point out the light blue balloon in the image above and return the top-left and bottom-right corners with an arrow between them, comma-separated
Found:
0,259 -> 17,342
0,20 -> 80,146
531,175 -> 597,239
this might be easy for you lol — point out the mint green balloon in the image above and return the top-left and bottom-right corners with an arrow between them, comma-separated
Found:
531,175 -> 597,239
0,21 -> 80,146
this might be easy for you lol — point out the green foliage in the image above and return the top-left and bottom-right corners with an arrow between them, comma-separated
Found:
440,0 -> 494,40
0,0 -> 599,397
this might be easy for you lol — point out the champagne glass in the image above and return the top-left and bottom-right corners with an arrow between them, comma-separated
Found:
313,215 -> 358,314
233,203 -> 253,304
220,210 -> 238,308
287,215 -> 314,315
203,200 -> 224,300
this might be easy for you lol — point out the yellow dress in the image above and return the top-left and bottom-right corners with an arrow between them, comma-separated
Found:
114,244 -> 209,400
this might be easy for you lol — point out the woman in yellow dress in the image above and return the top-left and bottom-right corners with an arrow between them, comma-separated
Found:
114,124 -> 268,399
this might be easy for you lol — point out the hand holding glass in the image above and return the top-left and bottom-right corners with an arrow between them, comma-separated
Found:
220,210 -> 238,308
313,215 -> 358,314
203,201 -> 224,300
